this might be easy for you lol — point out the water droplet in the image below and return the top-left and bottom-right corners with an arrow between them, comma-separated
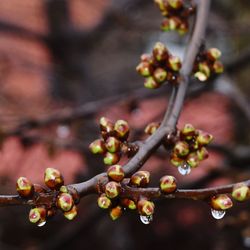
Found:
37,221 -> 46,227
140,215 -> 153,225
211,209 -> 225,220
178,163 -> 191,176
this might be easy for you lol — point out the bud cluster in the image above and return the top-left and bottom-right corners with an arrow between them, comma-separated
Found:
16,168 -> 79,226
89,117 -> 131,165
193,47 -> 224,82
136,42 -> 182,89
170,124 -> 213,169
154,0 -> 196,35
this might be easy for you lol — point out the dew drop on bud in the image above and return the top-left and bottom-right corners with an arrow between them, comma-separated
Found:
211,209 -> 225,220
178,163 -> 191,176
140,215 -> 153,225
37,221 -> 46,227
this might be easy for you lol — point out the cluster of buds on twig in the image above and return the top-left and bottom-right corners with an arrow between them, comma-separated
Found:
16,168 -> 79,226
193,47 -> 224,82
154,0 -> 195,34
170,124 -> 213,175
89,117 -> 137,165
136,42 -> 182,89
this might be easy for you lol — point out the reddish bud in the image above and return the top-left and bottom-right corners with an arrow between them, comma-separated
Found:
170,154 -> 184,167
64,205 -> 78,220
181,123 -> 196,140
114,120 -> 130,140
105,181 -> 121,199
160,175 -> 177,194
89,139 -> 106,154
210,194 -> 233,210
103,152 -> 120,165
186,152 -> 199,168
153,68 -> 168,83
107,164 -> 125,182
168,55 -> 182,71
197,147 -> 209,161
130,171 -> 150,187
213,61 -> 224,74
105,136 -> 121,153
16,177 -> 34,198
97,194 -> 112,209
178,21 -> 189,35
57,193 -> 74,212
99,117 -> 114,133
110,206 -> 123,220
144,122 -> 160,135
153,42 -> 168,62
44,167 -> 64,190
136,62 -> 153,77
137,200 -> 155,216
197,130 -> 213,146
232,183 -> 250,202
173,141 -> 189,157
120,198 -> 137,210
207,48 -> 221,61
29,207 -> 47,224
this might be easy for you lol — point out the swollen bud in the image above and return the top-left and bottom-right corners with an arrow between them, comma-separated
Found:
213,61 -> 224,74
89,139 -> 106,154
136,62 -> 153,77
110,206 -> 123,220
159,175 -> 177,194
207,48 -> 221,61
153,68 -> 167,83
105,181 -> 121,199
232,183 -> 250,202
107,164 -> 125,182
29,207 -> 47,224
168,55 -> 182,72
120,198 -> 137,210
167,0 -> 183,9
153,42 -> 168,62
114,120 -> 130,140
197,131 -> 213,146
64,205 -> 77,220
210,194 -> 233,210
196,147 -> 209,161
44,168 -> 64,190
16,177 -> 34,198
181,123 -> 195,140
173,141 -> 189,157
56,193 -> 74,212
97,194 -> 112,209
99,117 -> 114,133
194,71 -> 208,82
144,76 -> 161,89
144,122 -> 160,135
103,152 -> 120,165
186,152 -> 199,168
137,200 -> 155,216
105,137 -> 121,153
170,154 -> 184,167
130,171 -> 150,187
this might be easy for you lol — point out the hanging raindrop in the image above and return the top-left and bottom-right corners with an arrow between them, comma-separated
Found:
140,215 -> 153,225
211,209 -> 226,220
178,163 -> 191,176
37,221 -> 46,227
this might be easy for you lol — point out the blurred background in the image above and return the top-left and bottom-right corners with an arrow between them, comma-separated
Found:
0,0 -> 249,249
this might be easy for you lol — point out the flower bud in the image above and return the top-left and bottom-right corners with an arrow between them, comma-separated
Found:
107,164 -> 125,182
207,48 -> 221,61
57,193 -> 74,212
16,177 -> 34,198
89,139 -> 106,154
196,147 -> 209,161
197,130 -> 213,145
44,167 -> 64,190
170,154 -> 184,167
153,68 -> 167,83
137,200 -> 155,216
110,206 -> 123,220
136,62 -> 153,77
144,76 -> 161,89
105,136 -> 121,153
194,71 -> 208,82
144,122 -> 160,135
186,152 -> 199,168
159,175 -> 177,194
97,194 -> 112,209
114,120 -> 130,140
64,205 -> 77,220
178,21 -> 188,35
153,42 -> 168,62
103,152 -> 120,165
99,117 -> 114,133
141,54 -> 154,64
210,194 -> 233,210
232,183 -> 250,202
105,181 -> 121,199
130,171 -> 150,187
213,61 -> 224,74
120,198 -> 137,210
167,0 -> 183,9
168,55 -> 182,71
154,0 -> 167,12
198,62 -> 211,78
29,207 -> 47,224
59,185 -> 69,193
173,141 -> 189,157
180,123 -> 196,140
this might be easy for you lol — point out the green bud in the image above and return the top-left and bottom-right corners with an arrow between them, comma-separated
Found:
105,181 -> 121,199
59,185 -> 69,193
137,200 -> 155,216
144,122 -> 160,135
194,71 -> 208,82
29,207 -> 47,224
168,55 -> 182,71
64,205 -> 77,220
178,21 -> 188,35
107,164 -> 125,182
120,198 -> 137,210
103,152 -> 120,165
197,130 -> 213,146
16,177 -> 34,198
154,0 -> 167,12
170,154 -> 184,167
198,62 -> 211,77
153,42 -> 168,62
136,62 -> 153,77
160,175 -> 177,194
180,123 -> 196,140
89,139 -> 106,154
232,183 -> 250,202
57,193 -> 74,212
110,206 -> 123,220
213,61 -> 224,74
44,167 -> 64,190
130,171 -> 150,187
210,194 -> 233,210
186,152 -> 199,168
99,117 -> 114,133
207,48 -> 221,61
97,194 -> 112,209
105,136 -> 121,153
144,76 -> 161,89
173,141 -> 189,157
153,68 -> 167,83
114,120 -> 130,140
167,0 -> 183,9
196,147 -> 209,161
